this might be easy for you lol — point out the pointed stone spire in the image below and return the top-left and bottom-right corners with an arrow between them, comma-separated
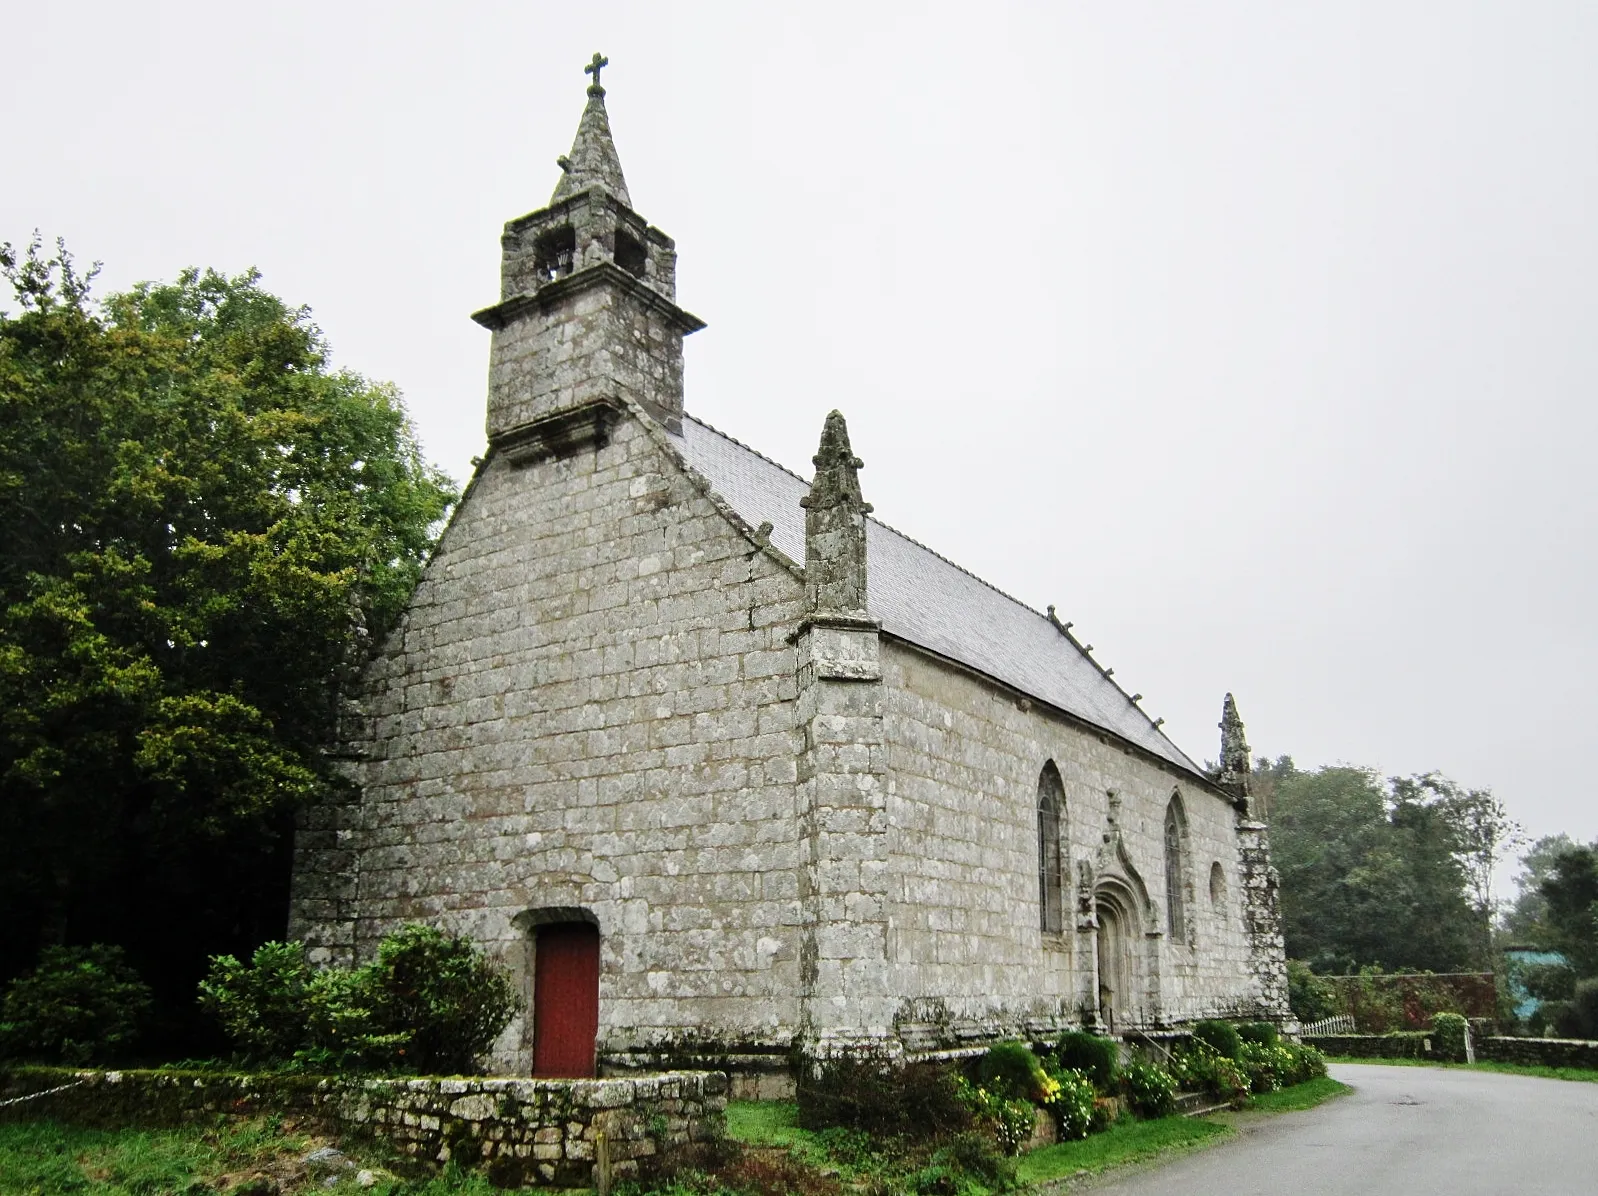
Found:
800,411 -> 873,618
551,53 -> 632,208
1218,693 -> 1252,799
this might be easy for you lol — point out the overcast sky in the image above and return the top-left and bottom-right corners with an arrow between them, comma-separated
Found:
6,2 -> 1594,883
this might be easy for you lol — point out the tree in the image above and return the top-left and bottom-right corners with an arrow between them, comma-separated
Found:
1391,773 -> 1522,967
1268,761 -> 1479,973
0,237 -> 455,1050
1502,834 -> 1579,941
1539,845 -> 1598,977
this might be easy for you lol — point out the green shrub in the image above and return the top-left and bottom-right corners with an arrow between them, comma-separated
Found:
951,1075 -> 1034,1156
1048,1031 -> 1119,1090
361,924 -> 520,1074
1238,1041 -> 1299,1093
198,925 -> 519,1073
979,1040 -> 1047,1101
1571,979 -> 1598,1040
1237,1021 -> 1280,1048
1040,1065 -> 1097,1140
1191,1020 -> 1242,1061
1519,962 -> 1577,1003
1286,960 -> 1339,1024
1168,1044 -> 1248,1107
797,1054 -> 973,1139
1282,1042 -> 1328,1084
197,941 -> 317,1061
1123,1061 -> 1177,1119
0,944 -> 151,1064
909,1130 -> 1017,1194
1537,1001 -> 1573,1037
1430,1013 -> 1469,1062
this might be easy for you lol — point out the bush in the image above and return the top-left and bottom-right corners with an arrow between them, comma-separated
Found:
1238,1041 -> 1298,1093
909,1131 -> 1017,1194
1041,1065 -> 1097,1140
1168,1044 -> 1248,1107
1520,962 -> 1577,1003
1571,979 -> 1598,1040
1123,1061 -> 1177,1119
1284,1042 -> 1328,1084
1191,1020 -> 1242,1061
1048,1031 -> 1119,1090
1287,960 -> 1339,1024
951,1076 -> 1034,1156
198,925 -> 519,1073
197,941 -> 318,1061
1237,1021 -> 1280,1048
0,944 -> 151,1064
1430,1013 -> 1469,1062
361,924 -> 521,1074
797,1055 -> 973,1139
979,1040 -> 1047,1102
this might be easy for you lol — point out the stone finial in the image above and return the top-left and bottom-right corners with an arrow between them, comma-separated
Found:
1218,692 -> 1252,798
551,54 -> 633,207
799,410 -> 873,618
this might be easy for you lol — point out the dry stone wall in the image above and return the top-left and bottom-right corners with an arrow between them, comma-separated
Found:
0,1067 -> 725,1189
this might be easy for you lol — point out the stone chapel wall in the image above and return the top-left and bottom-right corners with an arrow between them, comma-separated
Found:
289,412 -> 807,1072
880,640 -> 1260,1047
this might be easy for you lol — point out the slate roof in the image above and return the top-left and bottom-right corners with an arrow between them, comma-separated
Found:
670,415 -> 1205,777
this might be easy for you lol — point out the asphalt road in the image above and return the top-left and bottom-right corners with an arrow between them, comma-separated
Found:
1085,1063 -> 1598,1195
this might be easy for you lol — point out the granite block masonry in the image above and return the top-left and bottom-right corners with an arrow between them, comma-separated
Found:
289,56 -> 1290,1084
0,1067 -> 726,1189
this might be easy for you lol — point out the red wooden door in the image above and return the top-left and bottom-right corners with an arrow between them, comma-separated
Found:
533,923 -> 600,1077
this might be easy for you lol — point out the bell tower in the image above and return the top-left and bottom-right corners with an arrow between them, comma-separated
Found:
473,55 -> 705,456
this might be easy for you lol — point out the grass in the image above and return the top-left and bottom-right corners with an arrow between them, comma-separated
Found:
1328,1056 -> 1598,1084
729,1079 -> 1348,1194
0,1118 -> 523,1195
1014,1117 -> 1231,1186
1237,1076 -> 1351,1113
723,1100 -> 836,1171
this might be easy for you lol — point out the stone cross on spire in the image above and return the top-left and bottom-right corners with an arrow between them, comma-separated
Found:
551,53 -> 632,207
584,52 -> 608,95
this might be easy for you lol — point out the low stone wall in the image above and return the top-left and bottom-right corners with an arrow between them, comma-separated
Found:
1302,1032 -> 1433,1059
1477,1036 -> 1598,1070
0,1067 -> 726,1188
1306,1032 -> 1598,1072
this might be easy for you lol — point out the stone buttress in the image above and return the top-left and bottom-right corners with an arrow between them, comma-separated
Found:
1219,694 -> 1290,1020
794,412 -> 894,1053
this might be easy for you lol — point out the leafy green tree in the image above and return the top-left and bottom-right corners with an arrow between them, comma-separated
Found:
1502,834 -> 1579,941
0,237 -> 455,1048
1539,845 -> 1598,976
1269,762 -> 1478,972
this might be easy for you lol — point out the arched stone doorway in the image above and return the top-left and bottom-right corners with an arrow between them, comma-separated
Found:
1095,887 -> 1137,1032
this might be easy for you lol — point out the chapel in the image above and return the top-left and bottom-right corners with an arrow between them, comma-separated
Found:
288,58 -> 1290,1086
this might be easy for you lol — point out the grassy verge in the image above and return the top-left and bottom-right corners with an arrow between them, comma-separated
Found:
1238,1076 -> 1351,1113
729,1079 -> 1346,1194
1014,1117 -> 1231,1187
1327,1056 -> 1598,1084
0,1118 -> 512,1195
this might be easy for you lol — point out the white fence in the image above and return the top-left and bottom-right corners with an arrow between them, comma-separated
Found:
1301,1014 -> 1356,1035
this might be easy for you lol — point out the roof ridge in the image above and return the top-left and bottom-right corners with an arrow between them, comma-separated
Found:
681,412 -> 1189,761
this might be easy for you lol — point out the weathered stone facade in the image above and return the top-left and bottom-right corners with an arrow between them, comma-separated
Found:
289,60 -> 1289,1081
